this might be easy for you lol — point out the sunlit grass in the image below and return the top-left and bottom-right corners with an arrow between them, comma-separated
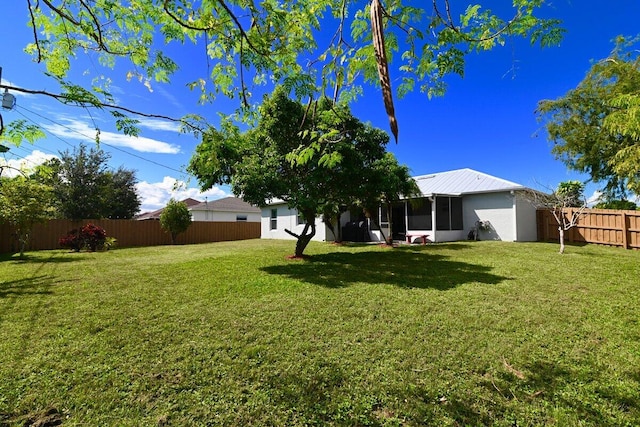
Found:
1,240 -> 639,426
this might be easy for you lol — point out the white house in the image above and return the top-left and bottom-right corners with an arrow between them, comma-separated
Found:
260,168 -> 538,243
190,197 -> 261,222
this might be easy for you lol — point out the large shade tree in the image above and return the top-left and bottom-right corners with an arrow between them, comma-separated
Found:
538,37 -> 640,199
1,1 -> 562,142
42,144 -> 141,220
189,87 -> 404,257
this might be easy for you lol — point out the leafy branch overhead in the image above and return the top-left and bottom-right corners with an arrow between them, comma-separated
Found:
538,36 -> 640,198
6,0 -> 562,140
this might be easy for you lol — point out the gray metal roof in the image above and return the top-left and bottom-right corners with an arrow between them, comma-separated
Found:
413,168 -> 525,196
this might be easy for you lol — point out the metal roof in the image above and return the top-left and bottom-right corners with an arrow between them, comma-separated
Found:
413,168 -> 525,196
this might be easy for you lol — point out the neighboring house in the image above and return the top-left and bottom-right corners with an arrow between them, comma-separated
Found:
189,197 -> 261,222
261,168 -> 538,243
135,198 -> 201,220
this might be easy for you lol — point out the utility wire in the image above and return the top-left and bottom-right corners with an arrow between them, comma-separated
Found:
15,105 -> 187,174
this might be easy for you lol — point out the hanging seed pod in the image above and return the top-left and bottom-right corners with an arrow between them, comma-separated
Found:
370,0 -> 398,142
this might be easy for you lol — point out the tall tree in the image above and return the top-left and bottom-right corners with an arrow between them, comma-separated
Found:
2,2 -> 561,141
538,37 -> 640,199
189,87 -> 399,257
45,144 -> 141,220
0,176 -> 56,258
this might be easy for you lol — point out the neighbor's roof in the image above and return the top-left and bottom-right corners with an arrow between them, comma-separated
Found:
136,197 -> 201,220
189,196 -> 260,213
413,168 -> 525,196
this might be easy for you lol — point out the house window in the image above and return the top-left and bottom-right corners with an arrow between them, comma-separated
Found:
436,197 -> 463,231
270,208 -> 277,230
407,198 -> 432,230
236,214 -> 248,222
297,212 -> 305,225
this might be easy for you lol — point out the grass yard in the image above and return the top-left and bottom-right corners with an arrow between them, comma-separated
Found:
1,239 -> 639,426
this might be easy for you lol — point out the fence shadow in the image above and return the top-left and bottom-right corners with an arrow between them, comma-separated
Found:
261,248 -> 508,290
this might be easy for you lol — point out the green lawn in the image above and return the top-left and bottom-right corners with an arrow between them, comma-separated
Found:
1,240 -> 639,426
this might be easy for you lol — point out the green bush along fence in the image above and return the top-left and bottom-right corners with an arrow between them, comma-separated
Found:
0,219 -> 261,253
537,208 -> 640,250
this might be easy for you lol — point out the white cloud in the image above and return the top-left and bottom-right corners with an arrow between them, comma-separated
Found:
586,190 -> 603,207
136,176 -> 228,212
586,190 -> 640,207
137,118 -> 182,133
0,150 -> 58,178
42,118 -> 181,154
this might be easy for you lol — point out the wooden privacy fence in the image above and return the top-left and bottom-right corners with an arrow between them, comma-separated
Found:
0,219 -> 260,254
537,208 -> 640,250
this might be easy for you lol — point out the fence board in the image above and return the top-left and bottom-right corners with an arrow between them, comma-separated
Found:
537,208 -> 640,250
0,219 -> 260,254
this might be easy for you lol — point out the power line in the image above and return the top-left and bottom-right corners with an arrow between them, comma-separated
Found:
15,105 -> 187,174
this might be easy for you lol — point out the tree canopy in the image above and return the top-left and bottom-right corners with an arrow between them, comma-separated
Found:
538,37 -> 640,199
1,1 -> 562,141
189,87 -> 413,256
41,144 -> 141,220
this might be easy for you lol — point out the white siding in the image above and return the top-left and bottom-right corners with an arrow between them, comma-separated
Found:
462,192 -> 517,241
260,205 -> 332,242
515,195 -> 538,241
191,211 -> 261,222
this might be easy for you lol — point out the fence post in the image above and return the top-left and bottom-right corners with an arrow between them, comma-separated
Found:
621,211 -> 628,250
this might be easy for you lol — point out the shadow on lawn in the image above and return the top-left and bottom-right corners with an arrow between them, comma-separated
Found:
261,246 -> 509,289
0,275 -> 55,299
0,252 -> 81,264
429,360 -> 640,425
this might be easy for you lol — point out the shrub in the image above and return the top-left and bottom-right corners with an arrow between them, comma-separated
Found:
59,224 -> 109,252
59,229 -> 83,252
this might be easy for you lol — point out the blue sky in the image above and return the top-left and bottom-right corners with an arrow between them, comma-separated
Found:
1,1 -> 640,212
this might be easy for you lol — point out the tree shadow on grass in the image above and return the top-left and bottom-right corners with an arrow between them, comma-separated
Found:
0,275 -> 55,299
261,246 -> 509,289
446,359 -> 640,425
0,251 -> 82,264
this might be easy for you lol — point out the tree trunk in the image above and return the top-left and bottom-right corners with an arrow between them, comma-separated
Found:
285,211 -> 317,257
295,232 -> 314,257
386,202 -> 393,244
19,233 -> 27,259
294,221 -> 316,257
558,226 -> 565,254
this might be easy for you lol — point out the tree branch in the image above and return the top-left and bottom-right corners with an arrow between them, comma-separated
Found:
40,0 -> 131,55
431,0 -> 522,44
26,0 -> 43,63
0,84 -> 204,133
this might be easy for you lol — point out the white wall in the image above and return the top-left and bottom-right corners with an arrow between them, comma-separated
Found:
515,195 -> 538,241
462,192 -> 517,241
191,210 -> 261,222
260,205 -> 331,242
